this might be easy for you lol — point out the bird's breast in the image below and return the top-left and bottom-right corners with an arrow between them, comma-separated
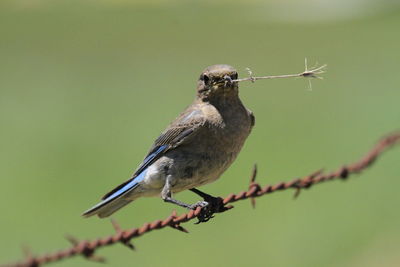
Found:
166,101 -> 254,192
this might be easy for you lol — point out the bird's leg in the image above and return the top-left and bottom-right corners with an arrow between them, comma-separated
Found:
161,179 -> 208,210
189,188 -> 216,199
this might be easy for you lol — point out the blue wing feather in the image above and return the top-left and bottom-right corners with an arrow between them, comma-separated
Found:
104,170 -> 145,201
100,144 -> 168,200
134,145 -> 168,177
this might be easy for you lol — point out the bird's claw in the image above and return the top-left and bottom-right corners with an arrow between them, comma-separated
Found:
191,196 -> 227,224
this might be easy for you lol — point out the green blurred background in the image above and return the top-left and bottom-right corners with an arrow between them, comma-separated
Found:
1,0 -> 399,266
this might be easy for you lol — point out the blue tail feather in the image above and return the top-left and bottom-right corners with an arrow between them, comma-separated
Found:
82,169 -> 147,218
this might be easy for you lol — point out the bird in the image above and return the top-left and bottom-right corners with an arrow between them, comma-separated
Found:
82,64 -> 255,218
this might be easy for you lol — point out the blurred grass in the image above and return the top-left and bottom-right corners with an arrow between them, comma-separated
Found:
0,1 -> 399,267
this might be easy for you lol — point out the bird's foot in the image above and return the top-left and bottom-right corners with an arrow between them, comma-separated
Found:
189,195 -> 228,224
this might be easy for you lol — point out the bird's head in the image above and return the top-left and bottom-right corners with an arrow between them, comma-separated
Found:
196,64 -> 239,101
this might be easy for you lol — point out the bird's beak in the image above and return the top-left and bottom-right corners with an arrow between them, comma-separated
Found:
212,75 -> 234,89
223,75 -> 233,86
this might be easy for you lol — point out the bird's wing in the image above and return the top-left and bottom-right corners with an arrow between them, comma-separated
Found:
100,108 -> 206,200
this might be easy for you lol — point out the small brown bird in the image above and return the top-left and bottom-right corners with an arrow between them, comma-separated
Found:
83,64 -> 255,218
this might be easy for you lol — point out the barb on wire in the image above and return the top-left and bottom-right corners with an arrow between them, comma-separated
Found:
248,164 -> 259,208
2,132 -> 400,267
232,59 -> 326,83
110,219 -> 135,250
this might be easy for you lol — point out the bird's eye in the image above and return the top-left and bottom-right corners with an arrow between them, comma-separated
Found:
201,74 -> 210,84
231,72 -> 238,80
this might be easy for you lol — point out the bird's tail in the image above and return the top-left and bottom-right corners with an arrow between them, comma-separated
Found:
82,170 -> 146,218
82,197 -> 133,218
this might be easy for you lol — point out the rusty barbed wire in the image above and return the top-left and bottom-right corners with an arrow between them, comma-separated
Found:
2,132 -> 400,267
